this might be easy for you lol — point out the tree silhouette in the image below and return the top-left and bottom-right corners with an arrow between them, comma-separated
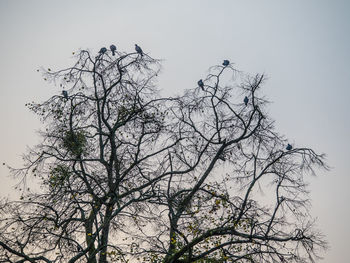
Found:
0,47 -> 327,263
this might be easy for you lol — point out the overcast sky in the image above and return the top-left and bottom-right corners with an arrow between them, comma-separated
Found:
0,1 -> 349,262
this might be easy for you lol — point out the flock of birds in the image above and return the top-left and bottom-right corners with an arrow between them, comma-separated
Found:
197,60 -> 249,107
61,50 -> 293,152
61,44 -> 143,100
98,44 -> 143,57
197,59 -> 293,151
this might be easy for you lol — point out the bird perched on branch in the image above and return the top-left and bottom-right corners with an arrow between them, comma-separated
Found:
99,47 -> 107,54
218,154 -> 226,161
222,60 -> 230,66
62,90 -> 68,100
197,79 -> 204,90
110,44 -> 116,56
286,144 -> 292,151
135,44 -> 143,56
244,96 -> 249,106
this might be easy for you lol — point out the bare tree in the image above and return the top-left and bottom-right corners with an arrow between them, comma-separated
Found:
0,46 -> 327,263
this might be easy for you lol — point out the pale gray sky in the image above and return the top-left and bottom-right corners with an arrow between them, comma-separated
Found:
0,1 -> 349,262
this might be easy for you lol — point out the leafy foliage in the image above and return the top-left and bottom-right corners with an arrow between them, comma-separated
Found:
62,130 -> 87,157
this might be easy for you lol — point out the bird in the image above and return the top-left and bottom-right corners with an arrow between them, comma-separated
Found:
286,144 -> 292,151
62,90 -> 68,99
218,154 -> 226,161
99,47 -> 107,54
110,44 -> 117,56
197,79 -> 204,90
222,60 -> 230,66
244,96 -> 249,106
135,44 -> 143,56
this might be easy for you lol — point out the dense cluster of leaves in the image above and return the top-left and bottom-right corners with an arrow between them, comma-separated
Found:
62,131 -> 87,157
0,47 -> 327,263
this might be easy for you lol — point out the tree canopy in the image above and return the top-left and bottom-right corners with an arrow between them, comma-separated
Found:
0,46 -> 327,263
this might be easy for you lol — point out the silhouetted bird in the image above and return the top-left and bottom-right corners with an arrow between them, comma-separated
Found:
99,47 -> 107,54
286,144 -> 292,151
77,245 -> 82,252
218,154 -> 226,161
62,90 -> 68,99
135,44 -> 143,56
110,44 -> 117,56
223,60 -> 230,66
244,96 -> 249,106
197,79 -> 204,90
